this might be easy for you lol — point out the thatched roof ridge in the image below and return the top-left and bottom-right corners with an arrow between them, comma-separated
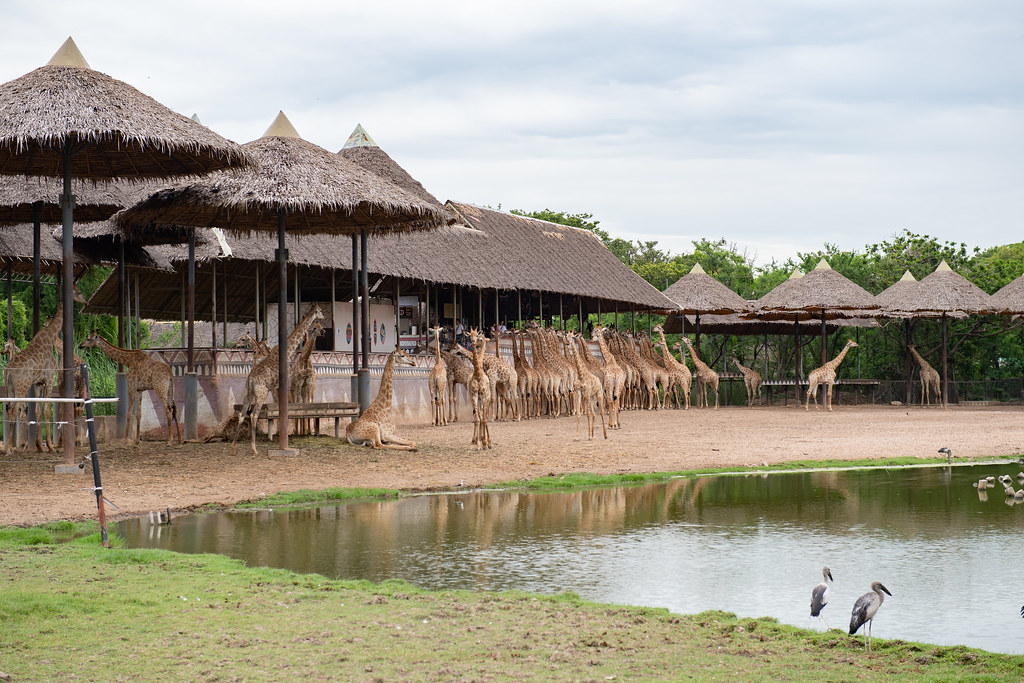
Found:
114,133 -> 455,238
0,58 -> 250,178
989,272 -> 1024,315
878,260 -> 992,316
754,259 -> 877,318
662,262 -> 750,314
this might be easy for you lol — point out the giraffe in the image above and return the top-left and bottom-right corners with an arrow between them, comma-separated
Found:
346,346 -> 418,450
511,329 -> 540,419
681,337 -> 719,409
566,332 -> 607,440
454,339 -> 519,422
1,338 -> 17,359
427,326 -> 448,426
288,321 -> 325,435
79,330 -> 182,445
731,357 -> 763,407
232,303 -> 325,455
541,327 -> 576,416
4,293 -> 85,454
467,328 -> 492,450
591,324 -> 625,429
526,327 -> 564,417
653,324 -> 692,410
237,331 -> 271,360
609,333 -> 640,410
908,344 -> 940,406
613,330 -> 660,410
439,345 -> 473,423
805,339 -> 859,412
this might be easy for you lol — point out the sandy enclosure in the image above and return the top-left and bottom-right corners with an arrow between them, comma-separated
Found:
2,404 -> 1022,527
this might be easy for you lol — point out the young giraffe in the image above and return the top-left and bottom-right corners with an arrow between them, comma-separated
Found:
805,339 -> 859,412
731,357 -> 763,407
4,294 -> 85,454
232,304 -> 325,455
908,344 -> 940,406
80,331 -> 182,445
346,346 -> 418,450
591,324 -> 625,430
467,328 -> 492,450
681,337 -> 720,409
566,332 -> 607,440
427,326 -> 448,426
288,321 -> 325,435
653,324 -> 692,410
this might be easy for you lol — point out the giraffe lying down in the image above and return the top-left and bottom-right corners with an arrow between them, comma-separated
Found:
346,347 -> 418,451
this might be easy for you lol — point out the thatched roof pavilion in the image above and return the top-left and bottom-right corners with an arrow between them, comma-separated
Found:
0,175 -> 142,225
662,262 -> 749,354
662,311 -> 876,336
753,259 -> 878,320
85,202 -> 676,322
990,272 -> 1024,316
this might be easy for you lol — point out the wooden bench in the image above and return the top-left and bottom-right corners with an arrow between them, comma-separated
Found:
234,402 -> 359,439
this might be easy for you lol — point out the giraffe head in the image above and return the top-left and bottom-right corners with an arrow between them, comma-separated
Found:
590,323 -> 605,342
652,324 -> 664,335
78,330 -> 103,350
2,338 -> 18,358
392,346 -> 416,368
71,285 -> 88,305
846,339 -> 859,349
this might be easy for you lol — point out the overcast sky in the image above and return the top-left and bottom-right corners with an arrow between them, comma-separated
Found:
3,0 -> 1022,266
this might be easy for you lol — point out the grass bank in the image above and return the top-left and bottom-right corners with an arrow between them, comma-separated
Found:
2,526 -> 1022,682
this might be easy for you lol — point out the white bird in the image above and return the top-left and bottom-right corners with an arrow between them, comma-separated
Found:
810,566 -> 834,628
849,581 -> 892,651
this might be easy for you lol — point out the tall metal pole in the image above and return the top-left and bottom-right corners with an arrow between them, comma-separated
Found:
351,235 -> 360,405
184,229 -> 198,442
941,312 -> 949,407
211,261 -> 217,349
276,212 -> 291,451
359,229 -> 371,413
32,202 -> 41,335
59,142 -> 75,466
80,363 -> 109,548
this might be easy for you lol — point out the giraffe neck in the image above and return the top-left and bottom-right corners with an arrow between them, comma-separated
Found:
829,344 -> 854,370
286,307 -> 321,357
27,303 -> 64,351
910,347 -> 928,367
684,339 -> 707,369
368,351 -> 397,412
95,335 -> 138,366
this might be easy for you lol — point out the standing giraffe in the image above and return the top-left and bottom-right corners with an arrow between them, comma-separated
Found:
805,339 -> 859,411
346,346 -> 418,450
731,357 -> 763,407
653,324 -> 692,409
681,337 -> 719,409
232,304 -> 325,455
511,329 -> 540,419
566,332 -> 607,440
908,344 -> 940,406
288,321 -> 325,435
591,324 -> 625,429
427,326 -> 448,426
5,293 -> 85,454
467,328 -> 492,449
79,331 -> 182,445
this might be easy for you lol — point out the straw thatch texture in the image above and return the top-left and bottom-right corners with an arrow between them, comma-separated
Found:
753,261 -> 878,319
338,144 -> 447,209
0,223 -> 83,276
989,272 -> 1024,315
662,311 -> 877,336
0,64 -> 249,178
84,202 -> 677,321
877,262 -> 992,316
114,135 -> 455,238
51,223 -> 172,271
0,175 -> 147,225
662,264 -> 749,314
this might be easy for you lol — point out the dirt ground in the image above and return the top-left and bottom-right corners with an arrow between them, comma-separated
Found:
2,403 -> 1023,527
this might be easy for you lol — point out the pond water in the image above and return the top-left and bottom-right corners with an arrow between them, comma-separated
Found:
117,463 -> 1024,654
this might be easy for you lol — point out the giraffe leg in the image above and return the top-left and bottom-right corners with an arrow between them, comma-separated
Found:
826,383 -> 834,411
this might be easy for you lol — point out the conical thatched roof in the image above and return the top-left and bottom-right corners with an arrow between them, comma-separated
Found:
878,260 -> 992,316
51,222 -> 172,271
989,272 -> 1024,315
338,124 -> 450,210
114,112 -> 455,239
0,174 -> 147,225
0,223 -> 84,275
662,263 -> 749,314
0,38 -> 250,179
753,259 -> 878,319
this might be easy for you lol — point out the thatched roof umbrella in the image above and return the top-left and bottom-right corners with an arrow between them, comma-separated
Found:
115,112 -> 454,454
663,262 -> 749,357
876,260 -> 993,404
0,37 -> 249,463
874,270 -> 925,404
990,272 -> 1024,316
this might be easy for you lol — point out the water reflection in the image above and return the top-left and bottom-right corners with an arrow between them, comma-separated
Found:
120,464 -> 1024,654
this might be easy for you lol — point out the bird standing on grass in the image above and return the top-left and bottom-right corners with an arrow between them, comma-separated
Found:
810,566 -> 834,628
938,446 -> 951,463
849,581 -> 892,650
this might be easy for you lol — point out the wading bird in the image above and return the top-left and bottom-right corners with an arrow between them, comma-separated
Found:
938,446 -> 951,463
810,566 -> 834,628
849,581 -> 892,650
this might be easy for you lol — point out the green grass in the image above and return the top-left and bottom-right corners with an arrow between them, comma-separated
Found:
1,528 -> 1021,681
235,486 -> 399,508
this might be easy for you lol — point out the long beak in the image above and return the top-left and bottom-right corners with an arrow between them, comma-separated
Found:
880,584 -> 892,596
